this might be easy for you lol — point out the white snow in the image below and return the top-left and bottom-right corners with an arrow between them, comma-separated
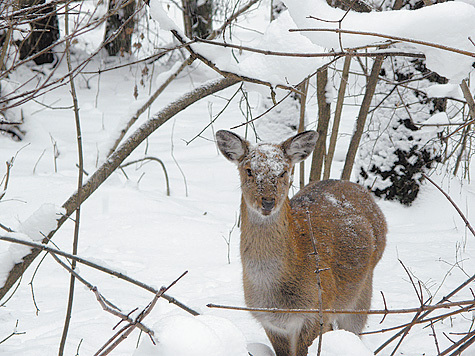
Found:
0,204 -> 63,285
19,203 -> 63,241
134,315 -> 248,356
148,1 -> 177,32
309,330 -> 374,356
425,83 -> 463,99
188,11 -> 327,90
0,233 -> 32,286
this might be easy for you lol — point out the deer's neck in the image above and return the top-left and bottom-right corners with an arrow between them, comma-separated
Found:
240,196 -> 294,263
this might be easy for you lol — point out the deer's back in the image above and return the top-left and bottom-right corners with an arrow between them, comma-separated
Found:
290,180 -> 387,305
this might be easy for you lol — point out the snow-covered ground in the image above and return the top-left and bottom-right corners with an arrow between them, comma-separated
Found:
1,56 -> 474,355
1,0 -> 475,355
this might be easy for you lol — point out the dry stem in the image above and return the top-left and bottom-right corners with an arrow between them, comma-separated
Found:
58,3 -> 84,352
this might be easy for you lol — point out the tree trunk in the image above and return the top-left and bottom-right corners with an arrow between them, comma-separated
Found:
309,69 -> 331,182
104,0 -> 136,56
341,56 -> 384,180
182,0 -> 213,39
298,79 -> 309,189
323,55 -> 351,180
18,0 -> 59,64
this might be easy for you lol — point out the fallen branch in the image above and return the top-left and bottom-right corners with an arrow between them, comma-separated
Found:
0,76 -> 238,302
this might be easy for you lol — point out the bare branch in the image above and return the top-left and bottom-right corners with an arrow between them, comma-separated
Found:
207,298 -> 475,315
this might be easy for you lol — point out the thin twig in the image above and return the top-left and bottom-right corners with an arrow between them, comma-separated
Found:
0,320 -> 25,344
193,37 -> 424,59
95,271 -> 188,356
306,210 -> 325,356
422,173 -> 475,238
50,252 -> 155,336
120,157 -> 170,196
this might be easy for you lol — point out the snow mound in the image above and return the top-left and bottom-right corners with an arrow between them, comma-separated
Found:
134,315 -> 248,356
308,330 -> 373,356
247,343 -> 275,356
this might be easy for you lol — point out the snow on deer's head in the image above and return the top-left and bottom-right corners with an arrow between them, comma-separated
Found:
216,130 -> 318,218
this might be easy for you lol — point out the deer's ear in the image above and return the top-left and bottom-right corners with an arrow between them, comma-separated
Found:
216,130 -> 249,163
282,130 -> 318,165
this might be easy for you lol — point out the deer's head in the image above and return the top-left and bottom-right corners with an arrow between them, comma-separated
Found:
216,130 -> 318,218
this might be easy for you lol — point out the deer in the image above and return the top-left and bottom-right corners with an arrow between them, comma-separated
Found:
215,129 -> 387,356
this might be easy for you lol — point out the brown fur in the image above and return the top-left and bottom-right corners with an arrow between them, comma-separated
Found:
216,130 -> 387,356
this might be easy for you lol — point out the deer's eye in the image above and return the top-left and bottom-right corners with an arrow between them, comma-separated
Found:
246,169 -> 253,177
279,171 -> 287,178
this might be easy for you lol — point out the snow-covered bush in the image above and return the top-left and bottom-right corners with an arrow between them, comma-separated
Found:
356,56 -> 444,205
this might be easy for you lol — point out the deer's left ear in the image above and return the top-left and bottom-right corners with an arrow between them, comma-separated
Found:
281,130 -> 318,165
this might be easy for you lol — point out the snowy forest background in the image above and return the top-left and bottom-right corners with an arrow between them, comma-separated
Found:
0,0 -> 475,355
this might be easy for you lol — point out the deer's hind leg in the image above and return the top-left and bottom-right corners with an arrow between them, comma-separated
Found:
265,330 -> 292,356
295,317 -> 332,356
336,273 -> 373,335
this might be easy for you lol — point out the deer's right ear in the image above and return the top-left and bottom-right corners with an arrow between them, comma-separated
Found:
216,130 -> 249,163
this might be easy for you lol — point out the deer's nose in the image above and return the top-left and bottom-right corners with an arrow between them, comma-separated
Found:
262,198 -> 275,213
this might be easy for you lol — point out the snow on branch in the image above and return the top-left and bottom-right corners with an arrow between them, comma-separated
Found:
285,0 -> 475,81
